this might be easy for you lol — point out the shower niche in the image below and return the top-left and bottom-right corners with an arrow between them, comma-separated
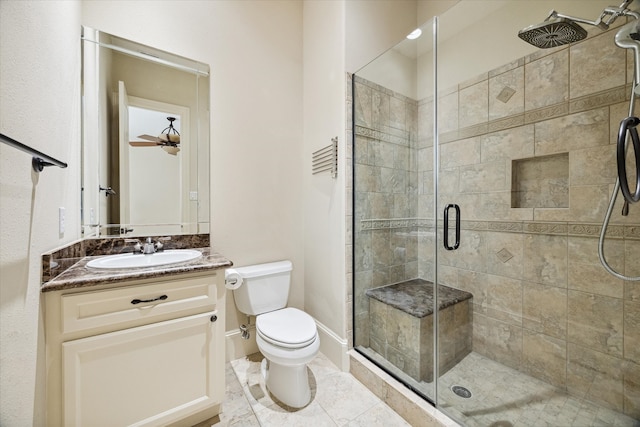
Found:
511,153 -> 569,209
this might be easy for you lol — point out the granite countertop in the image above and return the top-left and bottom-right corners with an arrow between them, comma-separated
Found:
41,246 -> 233,293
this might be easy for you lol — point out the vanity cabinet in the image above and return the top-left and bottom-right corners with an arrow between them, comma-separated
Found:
44,272 -> 225,427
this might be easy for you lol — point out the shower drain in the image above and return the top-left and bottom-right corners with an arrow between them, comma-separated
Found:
451,385 -> 472,398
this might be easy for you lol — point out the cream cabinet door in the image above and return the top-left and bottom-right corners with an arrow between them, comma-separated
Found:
62,311 -> 221,427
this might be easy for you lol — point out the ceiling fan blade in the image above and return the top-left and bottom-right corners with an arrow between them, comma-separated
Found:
129,141 -> 160,147
137,134 -> 160,142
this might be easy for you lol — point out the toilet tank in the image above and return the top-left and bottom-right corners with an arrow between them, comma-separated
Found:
231,260 -> 293,315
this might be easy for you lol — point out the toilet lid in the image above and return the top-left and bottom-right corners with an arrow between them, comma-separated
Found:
257,307 -> 317,348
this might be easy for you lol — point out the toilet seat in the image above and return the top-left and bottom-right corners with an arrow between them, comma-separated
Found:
256,307 -> 317,349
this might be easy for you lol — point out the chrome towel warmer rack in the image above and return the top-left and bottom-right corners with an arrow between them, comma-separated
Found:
0,133 -> 68,173
312,136 -> 338,178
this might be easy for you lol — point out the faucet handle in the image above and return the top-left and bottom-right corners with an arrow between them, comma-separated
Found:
124,238 -> 142,253
154,236 -> 171,252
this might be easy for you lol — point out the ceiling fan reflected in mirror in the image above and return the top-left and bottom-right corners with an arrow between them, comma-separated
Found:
130,116 -> 181,155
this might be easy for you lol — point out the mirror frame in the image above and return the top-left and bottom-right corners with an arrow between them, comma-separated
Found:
81,26 -> 210,238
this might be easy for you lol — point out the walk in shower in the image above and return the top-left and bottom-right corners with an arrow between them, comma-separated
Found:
352,1 -> 640,425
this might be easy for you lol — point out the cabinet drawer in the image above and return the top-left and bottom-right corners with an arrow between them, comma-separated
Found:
61,276 -> 216,335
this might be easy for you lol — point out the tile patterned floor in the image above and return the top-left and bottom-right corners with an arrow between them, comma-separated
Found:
438,353 -> 640,427
197,349 -> 640,427
204,352 -> 413,427
359,348 -> 640,427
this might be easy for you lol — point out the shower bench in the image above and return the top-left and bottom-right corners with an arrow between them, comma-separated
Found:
365,279 -> 473,382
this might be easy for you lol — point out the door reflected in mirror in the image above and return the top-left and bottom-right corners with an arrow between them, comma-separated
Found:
82,27 -> 210,237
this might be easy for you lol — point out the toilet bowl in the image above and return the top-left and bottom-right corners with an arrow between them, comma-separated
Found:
226,261 -> 319,408
256,307 -> 320,407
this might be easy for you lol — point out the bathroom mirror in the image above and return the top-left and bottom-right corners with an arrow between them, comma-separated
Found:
81,27 -> 210,237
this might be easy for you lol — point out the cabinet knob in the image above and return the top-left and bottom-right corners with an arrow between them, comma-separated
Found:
210,315 -> 218,323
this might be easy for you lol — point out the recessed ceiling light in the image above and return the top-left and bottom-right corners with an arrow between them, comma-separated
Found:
406,28 -> 422,40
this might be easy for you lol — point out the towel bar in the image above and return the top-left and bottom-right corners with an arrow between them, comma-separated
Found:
312,137 -> 338,178
0,133 -> 68,173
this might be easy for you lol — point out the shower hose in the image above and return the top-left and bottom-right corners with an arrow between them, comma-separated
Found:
599,83 -> 640,281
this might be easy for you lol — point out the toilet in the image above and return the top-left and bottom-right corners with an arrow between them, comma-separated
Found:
226,260 -> 319,408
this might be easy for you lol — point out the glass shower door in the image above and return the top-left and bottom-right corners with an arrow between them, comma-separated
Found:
352,17 -> 438,403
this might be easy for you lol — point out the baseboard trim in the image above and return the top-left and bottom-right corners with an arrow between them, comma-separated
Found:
315,319 -> 350,372
225,316 -> 349,371
225,326 -> 258,362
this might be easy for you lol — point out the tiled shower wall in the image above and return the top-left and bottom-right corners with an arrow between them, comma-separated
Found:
353,78 -> 421,349
352,23 -> 640,418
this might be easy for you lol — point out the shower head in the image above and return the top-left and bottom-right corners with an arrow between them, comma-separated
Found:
518,17 -> 588,49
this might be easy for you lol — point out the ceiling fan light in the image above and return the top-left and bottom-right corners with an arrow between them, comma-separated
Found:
158,133 -> 181,144
162,145 -> 180,155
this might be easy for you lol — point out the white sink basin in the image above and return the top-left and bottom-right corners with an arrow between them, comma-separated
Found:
86,249 -> 202,270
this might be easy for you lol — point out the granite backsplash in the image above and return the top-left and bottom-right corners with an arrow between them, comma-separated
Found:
41,234 -> 210,284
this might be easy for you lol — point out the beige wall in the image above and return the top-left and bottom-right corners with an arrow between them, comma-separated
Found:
345,0 -> 419,73
80,0 -> 445,370
0,2 -> 82,425
302,0 -> 348,363
307,0 -> 454,363
1,0 -> 304,423
354,1 -> 616,102
81,1 -> 305,338
345,0 -> 458,74
435,0 -> 618,95
0,0 -> 472,423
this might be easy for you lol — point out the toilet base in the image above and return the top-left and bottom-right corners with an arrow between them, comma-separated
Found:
261,358 -> 311,408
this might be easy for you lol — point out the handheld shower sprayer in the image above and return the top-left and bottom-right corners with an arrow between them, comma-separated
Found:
615,16 -> 640,94
617,117 -> 640,204
610,4 -> 640,210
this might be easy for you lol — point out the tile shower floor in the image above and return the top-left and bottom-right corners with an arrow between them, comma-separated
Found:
360,347 -> 640,427
202,352 -> 412,427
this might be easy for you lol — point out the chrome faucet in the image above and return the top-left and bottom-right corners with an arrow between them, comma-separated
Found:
142,237 -> 156,254
125,237 -> 170,254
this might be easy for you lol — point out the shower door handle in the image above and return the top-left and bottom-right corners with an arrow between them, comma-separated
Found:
443,204 -> 460,251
